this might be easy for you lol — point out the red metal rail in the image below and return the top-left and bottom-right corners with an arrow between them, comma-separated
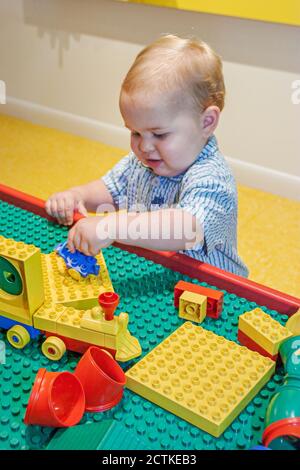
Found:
1,182 -> 299,316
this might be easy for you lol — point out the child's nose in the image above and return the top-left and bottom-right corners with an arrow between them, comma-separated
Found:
139,138 -> 155,154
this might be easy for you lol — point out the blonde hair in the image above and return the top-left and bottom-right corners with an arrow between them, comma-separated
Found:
121,34 -> 225,113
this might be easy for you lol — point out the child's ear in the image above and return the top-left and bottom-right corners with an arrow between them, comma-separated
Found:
202,106 -> 220,136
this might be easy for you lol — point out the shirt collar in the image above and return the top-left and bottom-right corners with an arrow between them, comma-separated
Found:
199,134 -> 218,159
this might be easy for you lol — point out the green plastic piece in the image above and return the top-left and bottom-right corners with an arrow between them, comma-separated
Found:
47,419 -> 155,450
98,419 -> 156,450
268,436 -> 300,450
0,256 -> 23,295
280,335 -> 300,376
47,420 -> 114,450
0,200 -> 290,450
265,336 -> 300,426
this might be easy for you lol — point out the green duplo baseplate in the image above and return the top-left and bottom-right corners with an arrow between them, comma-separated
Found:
0,200 -> 286,450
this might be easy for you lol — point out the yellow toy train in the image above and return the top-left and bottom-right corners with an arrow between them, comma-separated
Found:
0,235 -> 141,362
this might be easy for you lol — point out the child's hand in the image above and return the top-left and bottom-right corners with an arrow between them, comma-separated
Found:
45,189 -> 88,225
67,216 -> 114,256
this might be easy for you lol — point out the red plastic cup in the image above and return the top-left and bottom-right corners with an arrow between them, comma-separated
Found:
74,346 -> 126,412
24,368 -> 85,427
98,291 -> 120,321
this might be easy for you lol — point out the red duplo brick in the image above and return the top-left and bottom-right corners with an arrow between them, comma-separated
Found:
174,280 -> 224,319
237,329 -> 278,362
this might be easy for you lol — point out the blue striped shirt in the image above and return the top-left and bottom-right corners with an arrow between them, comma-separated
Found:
102,135 -> 249,277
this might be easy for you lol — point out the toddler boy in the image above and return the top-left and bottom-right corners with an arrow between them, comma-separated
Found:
46,35 -> 248,277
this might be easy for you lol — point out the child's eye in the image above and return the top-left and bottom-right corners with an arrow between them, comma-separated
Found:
131,132 -> 140,137
153,133 -> 168,139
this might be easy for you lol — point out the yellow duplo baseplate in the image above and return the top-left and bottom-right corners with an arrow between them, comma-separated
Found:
41,251 -> 113,310
0,236 -> 44,325
238,308 -> 293,356
126,322 -> 275,437
179,291 -> 207,323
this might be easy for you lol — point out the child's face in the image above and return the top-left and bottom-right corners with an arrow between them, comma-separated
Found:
120,91 -> 208,177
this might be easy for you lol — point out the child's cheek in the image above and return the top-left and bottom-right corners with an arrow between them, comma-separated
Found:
130,138 -> 138,155
160,140 -> 176,163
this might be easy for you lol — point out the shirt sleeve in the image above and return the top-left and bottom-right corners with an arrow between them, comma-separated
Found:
101,153 -> 132,208
176,173 -> 237,255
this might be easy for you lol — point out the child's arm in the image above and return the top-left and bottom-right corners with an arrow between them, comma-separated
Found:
70,179 -> 116,212
111,209 -> 203,251
45,179 -> 115,226
46,153 -> 132,226
67,208 -> 203,255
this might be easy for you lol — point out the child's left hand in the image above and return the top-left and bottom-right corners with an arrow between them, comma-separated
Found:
67,216 -> 114,256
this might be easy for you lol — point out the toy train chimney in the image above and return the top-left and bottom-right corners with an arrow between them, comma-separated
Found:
98,292 -> 120,321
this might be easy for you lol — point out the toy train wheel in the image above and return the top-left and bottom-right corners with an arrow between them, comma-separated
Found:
42,336 -> 66,361
7,325 -> 30,349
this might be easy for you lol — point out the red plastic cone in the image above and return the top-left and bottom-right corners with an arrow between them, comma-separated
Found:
24,368 -> 85,427
74,346 -> 126,412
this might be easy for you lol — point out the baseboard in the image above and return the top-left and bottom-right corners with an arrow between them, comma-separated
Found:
227,157 -> 300,202
3,96 -> 300,201
4,96 -> 130,150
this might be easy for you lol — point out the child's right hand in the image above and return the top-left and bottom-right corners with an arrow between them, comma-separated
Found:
45,189 -> 88,225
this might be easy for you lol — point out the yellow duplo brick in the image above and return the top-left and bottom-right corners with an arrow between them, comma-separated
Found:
41,250 -> 114,310
239,308 -> 293,355
104,333 -> 117,350
126,322 -> 275,437
33,302 -> 65,332
0,236 -> 44,325
179,291 -> 207,323
80,307 -> 119,335
55,306 -> 90,342
115,312 -> 142,362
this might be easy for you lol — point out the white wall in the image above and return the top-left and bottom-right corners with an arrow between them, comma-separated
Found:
1,0 -> 300,199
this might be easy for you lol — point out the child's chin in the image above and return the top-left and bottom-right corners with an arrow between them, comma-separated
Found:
152,168 -> 167,176
147,162 -> 179,177
154,168 -> 181,178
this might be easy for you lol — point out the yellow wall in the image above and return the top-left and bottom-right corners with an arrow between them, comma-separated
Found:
122,0 -> 300,26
